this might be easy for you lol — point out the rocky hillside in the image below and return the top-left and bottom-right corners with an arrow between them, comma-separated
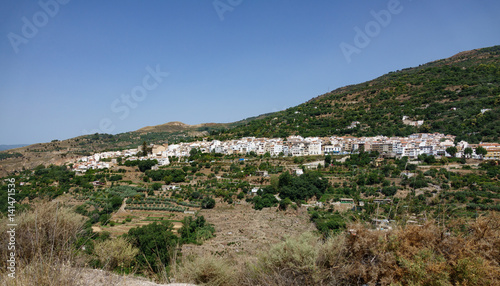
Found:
217,46 -> 500,143
0,123 -> 219,177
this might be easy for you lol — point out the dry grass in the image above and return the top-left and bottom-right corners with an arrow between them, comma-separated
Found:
325,215 -> 500,285
174,254 -> 239,286
0,202 -> 86,285
181,202 -> 315,260
0,202 -> 86,265
243,232 -> 319,285
1,258 -> 85,286
94,236 -> 139,270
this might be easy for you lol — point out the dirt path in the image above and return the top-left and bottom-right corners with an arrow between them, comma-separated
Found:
116,198 -> 128,215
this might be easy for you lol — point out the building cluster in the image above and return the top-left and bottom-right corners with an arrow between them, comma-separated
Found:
72,151 -> 117,172
160,133 -> 476,159
72,149 -> 169,172
402,116 -> 424,127
71,133 -> 500,172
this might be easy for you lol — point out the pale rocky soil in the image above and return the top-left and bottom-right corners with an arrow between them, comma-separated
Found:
1,266 -> 195,286
75,268 -> 195,286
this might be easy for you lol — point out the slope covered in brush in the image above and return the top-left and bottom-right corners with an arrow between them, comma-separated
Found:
218,46 -> 500,143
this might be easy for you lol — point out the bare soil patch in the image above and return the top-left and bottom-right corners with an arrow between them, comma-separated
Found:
181,201 -> 315,265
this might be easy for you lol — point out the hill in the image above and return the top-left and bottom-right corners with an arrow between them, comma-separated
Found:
216,46 -> 500,142
1,46 -> 499,176
0,122 -> 224,177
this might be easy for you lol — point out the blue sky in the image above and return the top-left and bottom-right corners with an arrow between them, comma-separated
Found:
1,0 -> 499,145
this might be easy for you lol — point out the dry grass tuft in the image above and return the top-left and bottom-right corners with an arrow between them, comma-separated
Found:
0,202 -> 86,266
94,236 -> 139,270
0,202 -> 87,285
174,254 -> 239,286
243,232 -> 319,285
1,258 -> 84,286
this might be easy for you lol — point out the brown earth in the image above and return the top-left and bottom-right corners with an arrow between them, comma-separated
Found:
181,200 -> 316,265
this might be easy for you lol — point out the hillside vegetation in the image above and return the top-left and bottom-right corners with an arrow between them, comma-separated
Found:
2,202 -> 498,285
215,46 -> 500,143
176,214 -> 500,286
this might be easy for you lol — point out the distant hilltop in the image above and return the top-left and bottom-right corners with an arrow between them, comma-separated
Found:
136,121 -> 228,133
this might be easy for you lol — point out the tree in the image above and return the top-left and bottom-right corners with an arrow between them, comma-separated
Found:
269,175 -> 279,192
126,220 -> 178,272
163,175 -> 173,185
141,141 -> 148,157
201,197 -> 216,209
138,159 -> 158,172
446,146 -> 457,158
189,148 -> 200,160
278,197 -> 292,211
464,147 -> 473,158
252,192 -> 278,210
475,146 -> 487,159
324,155 -> 332,166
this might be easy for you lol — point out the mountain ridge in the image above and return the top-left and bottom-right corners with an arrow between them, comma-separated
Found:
218,45 -> 499,141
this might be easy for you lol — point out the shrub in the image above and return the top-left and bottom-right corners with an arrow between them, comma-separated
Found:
312,212 -> 346,236
278,197 -> 292,211
245,232 -> 319,285
381,186 -> 398,196
108,175 -> 123,181
178,215 -> 215,244
201,197 -> 216,209
175,255 -> 238,286
94,237 -> 139,270
0,202 -> 87,285
0,202 -> 86,267
252,193 -> 278,210
126,220 -> 179,272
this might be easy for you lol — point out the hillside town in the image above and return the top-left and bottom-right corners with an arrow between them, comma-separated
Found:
72,133 -> 500,172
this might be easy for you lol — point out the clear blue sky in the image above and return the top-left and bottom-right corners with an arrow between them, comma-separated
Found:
1,0 -> 499,144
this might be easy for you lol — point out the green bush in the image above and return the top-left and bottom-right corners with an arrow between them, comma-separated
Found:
201,197 -> 216,209
126,220 -> 179,272
178,215 -> 215,244
252,193 -> 278,210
